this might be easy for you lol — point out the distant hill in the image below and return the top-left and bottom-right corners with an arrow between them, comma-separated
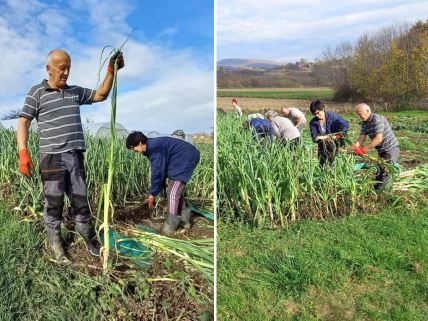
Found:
217,58 -> 334,88
218,58 -> 284,70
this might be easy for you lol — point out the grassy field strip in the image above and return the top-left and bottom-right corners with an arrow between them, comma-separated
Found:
217,89 -> 334,100
218,207 -> 428,321
219,87 -> 333,92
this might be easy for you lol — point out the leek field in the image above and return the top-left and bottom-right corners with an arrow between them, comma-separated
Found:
217,110 -> 428,320
0,130 -> 214,321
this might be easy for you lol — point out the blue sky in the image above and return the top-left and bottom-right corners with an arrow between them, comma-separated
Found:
217,0 -> 428,62
128,0 -> 213,51
0,0 -> 214,133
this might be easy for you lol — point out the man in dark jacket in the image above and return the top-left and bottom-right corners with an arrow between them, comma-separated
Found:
126,131 -> 200,233
309,100 -> 349,166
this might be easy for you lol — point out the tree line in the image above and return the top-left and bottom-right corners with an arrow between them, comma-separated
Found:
322,20 -> 428,109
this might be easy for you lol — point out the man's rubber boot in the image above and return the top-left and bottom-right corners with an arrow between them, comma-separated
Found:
181,208 -> 192,230
75,222 -> 100,257
381,173 -> 392,191
375,172 -> 390,191
162,214 -> 182,234
46,227 -> 68,263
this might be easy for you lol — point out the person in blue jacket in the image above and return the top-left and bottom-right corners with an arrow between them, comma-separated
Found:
309,100 -> 349,166
126,131 -> 201,233
243,115 -> 274,144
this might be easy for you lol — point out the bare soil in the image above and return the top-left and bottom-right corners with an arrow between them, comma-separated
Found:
219,87 -> 332,92
41,199 -> 214,320
217,97 -> 356,114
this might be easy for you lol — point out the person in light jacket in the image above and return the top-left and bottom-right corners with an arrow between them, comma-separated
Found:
266,110 -> 301,148
281,106 -> 307,133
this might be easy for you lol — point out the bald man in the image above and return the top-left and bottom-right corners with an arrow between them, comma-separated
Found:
282,106 -> 306,133
353,103 -> 399,190
17,49 -> 125,262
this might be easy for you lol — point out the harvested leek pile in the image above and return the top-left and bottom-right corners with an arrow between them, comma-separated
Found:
394,165 -> 428,192
118,227 -> 214,283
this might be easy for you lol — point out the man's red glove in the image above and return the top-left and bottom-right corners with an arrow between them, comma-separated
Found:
148,195 -> 155,209
354,146 -> 366,156
335,133 -> 343,139
107,51 -> 125,74
19,148 -> 34,177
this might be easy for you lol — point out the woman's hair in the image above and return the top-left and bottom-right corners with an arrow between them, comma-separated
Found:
126,131 -> 148,149
309,100 -> 325,114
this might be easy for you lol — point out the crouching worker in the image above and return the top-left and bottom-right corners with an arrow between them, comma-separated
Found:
266,110 -> 301,149
353,103 -> 400,190
281,106 -> 307,133
126,131 -> 200,234
243,114 -> 273,144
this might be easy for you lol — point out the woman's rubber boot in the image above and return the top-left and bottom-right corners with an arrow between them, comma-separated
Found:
162,214 -> 181,234
181,208 -> 192,230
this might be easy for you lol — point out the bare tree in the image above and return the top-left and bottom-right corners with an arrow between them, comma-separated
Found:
1,109 -> 21,120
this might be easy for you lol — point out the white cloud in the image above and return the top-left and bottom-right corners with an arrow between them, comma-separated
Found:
0,17 -> 44,95
81,67 -> 214,134
37,9 -> 70,40
159,27 -> 179,37
218,0 -> 428,60
0,0 -> 213,134
70,0 -> 133,37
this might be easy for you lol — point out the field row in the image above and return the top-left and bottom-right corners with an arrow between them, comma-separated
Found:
217,88 -> 334,100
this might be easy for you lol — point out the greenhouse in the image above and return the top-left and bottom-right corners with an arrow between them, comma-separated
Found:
83,122 -> 129,138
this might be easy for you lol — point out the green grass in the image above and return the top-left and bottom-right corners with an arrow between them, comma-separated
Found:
0,201 -> 214,320
217,110 -> 428,320
217,89 -> 334,100
0,202 -> 114,320
217,207 -> 428,321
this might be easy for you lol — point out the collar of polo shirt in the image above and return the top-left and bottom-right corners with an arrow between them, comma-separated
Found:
41,79 -> 70,91
364,112 -> 374,124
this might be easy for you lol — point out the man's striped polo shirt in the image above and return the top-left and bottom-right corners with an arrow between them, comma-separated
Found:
19,80 -> 96,154
360,113 -> 399,152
